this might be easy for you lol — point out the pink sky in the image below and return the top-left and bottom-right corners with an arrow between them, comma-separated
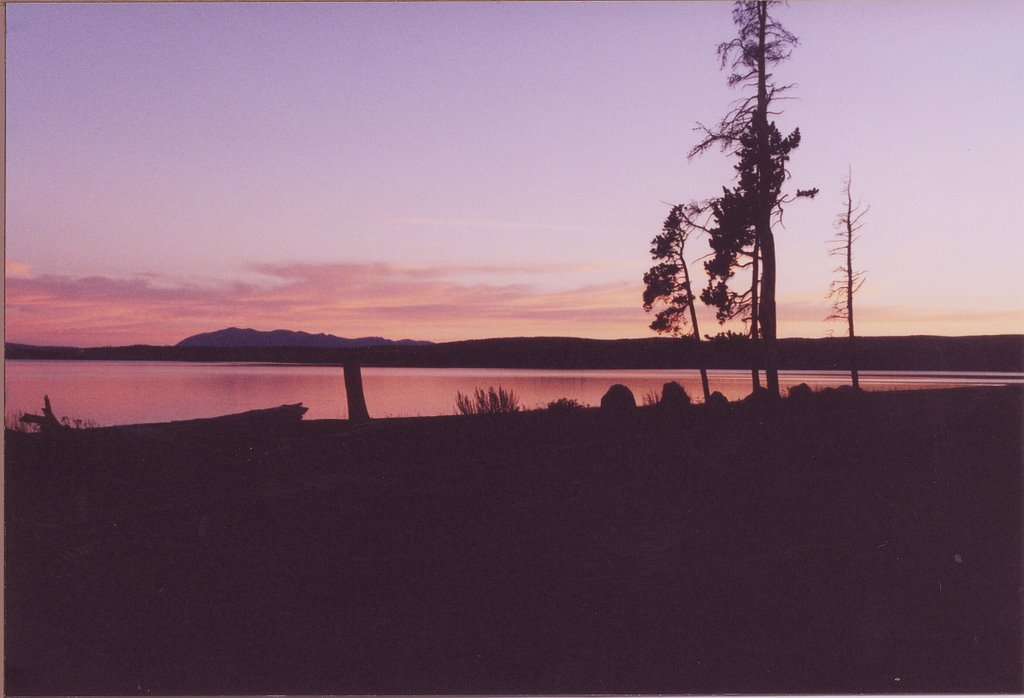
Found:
6,1 -> 1024,346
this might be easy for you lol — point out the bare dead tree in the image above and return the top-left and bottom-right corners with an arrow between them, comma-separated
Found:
827,168 -> 868,389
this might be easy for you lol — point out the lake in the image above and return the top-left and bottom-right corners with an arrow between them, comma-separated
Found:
5,360 -> 1024,427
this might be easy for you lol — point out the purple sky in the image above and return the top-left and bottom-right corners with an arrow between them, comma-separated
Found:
6,1 -> 1023,346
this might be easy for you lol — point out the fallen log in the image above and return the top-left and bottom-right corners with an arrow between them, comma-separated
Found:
179,403 -> 309,427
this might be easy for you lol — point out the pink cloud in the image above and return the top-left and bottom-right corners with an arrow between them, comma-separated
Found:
4,260 -> 32,278
4,262 -> 653,346
6,263 -> 1021,348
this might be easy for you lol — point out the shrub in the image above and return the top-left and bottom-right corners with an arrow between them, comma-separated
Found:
455,386 -> 521,415
60,415 -> 100,429
547,397 -> 586,412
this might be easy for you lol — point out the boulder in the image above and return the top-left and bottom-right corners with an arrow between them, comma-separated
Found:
600,384 -> 636,412
787,382 -> 813,400
741,386 -> 776,405
705,391 -> 729,411
660,381 -> 691,409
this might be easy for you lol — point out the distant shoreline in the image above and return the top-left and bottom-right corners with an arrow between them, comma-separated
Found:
6,334 -> 1024,373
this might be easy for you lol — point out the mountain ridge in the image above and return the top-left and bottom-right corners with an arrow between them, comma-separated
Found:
175,327 -> 433,348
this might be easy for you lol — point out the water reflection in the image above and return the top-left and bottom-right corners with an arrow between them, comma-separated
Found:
5,361 -> 1022,427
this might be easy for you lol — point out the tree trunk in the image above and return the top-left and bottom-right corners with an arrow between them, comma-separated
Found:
680,257 -> 712,402
754,2 -> 780,398
749,235 -> 762,391
846,186 -> 859,390
758,228 -> 780,396
343,363 -> 371,424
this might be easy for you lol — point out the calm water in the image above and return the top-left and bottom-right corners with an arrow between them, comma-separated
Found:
5,360 -> 1023,427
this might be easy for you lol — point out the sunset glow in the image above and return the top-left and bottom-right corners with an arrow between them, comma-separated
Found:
6,1 -> 1023,346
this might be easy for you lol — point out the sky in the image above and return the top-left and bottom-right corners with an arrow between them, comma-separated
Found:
5,0 -> 1024,347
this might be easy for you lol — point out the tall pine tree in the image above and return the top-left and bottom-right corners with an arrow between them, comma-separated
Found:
691,1 -> 815,397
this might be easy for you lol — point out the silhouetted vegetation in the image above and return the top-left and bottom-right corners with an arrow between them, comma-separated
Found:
643,203 -> 713,401
546,397 -> 587,412
686,0 -> 818,397
827,168 -> 868,389
455,386 -> 521,415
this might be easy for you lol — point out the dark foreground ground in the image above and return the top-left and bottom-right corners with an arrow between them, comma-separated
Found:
5,386 -> 1023,694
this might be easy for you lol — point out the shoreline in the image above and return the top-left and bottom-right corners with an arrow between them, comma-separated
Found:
7,333 -> 1024,372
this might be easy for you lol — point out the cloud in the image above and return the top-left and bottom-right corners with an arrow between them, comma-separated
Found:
5,260 -> 32,278
388,217 -> 601,234
776,298 -> 1024,338
7,262 -> 1021,347
4,262 -> 653,346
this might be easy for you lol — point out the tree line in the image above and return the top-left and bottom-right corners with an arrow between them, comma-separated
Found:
643,0 -> 867,400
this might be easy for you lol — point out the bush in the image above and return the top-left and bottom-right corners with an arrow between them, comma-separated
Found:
547,397 -> 586,412
455,386 -> 521,415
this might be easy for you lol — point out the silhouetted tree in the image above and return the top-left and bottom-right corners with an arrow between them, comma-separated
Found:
691,0 -> 816,397
827,168 -> 868,389
643,202 -> 712,402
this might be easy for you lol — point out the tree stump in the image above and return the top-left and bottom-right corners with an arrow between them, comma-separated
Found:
344,364 -> 370,424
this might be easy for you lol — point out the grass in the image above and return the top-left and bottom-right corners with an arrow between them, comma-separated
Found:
5,409 -> 33,432
454,386 -> 521,415
641,390 -> 661,407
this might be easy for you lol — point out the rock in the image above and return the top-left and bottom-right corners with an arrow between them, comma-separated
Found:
741,386 -> 776,405
660,381 -> 691,409
600,384 -> 636,412
705,391 -> 729,411
788,382 -> 813,400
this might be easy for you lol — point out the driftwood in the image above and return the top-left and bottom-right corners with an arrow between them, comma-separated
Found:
20,395 -> 67,434
185,403 -> 309,427
18,398 -> 309,434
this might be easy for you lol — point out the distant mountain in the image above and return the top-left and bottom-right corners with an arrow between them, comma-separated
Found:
176,327 -> 433,348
